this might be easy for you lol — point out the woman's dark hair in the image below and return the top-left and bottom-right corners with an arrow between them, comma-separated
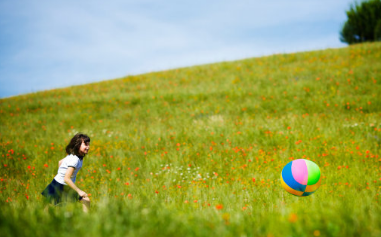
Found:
66,133 -> 90,156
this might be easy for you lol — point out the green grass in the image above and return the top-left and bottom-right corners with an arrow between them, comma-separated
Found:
1,42 -> 381,237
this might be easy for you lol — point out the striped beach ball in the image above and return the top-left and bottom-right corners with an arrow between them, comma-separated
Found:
281,159 -> 321,196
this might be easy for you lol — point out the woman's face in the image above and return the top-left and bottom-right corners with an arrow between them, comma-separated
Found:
78,141 -> 90,156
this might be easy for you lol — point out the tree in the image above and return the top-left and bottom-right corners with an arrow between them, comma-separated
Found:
340,0 -> 381,44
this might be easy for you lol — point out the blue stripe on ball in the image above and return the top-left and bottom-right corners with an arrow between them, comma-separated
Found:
282,161 -> 306,192
302,191 -> 315,196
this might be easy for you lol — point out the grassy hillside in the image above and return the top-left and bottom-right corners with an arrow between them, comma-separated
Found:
1,42 -> 381,237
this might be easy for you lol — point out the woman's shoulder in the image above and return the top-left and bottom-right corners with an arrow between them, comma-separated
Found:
65,154 -> 80,161
64,154 -> 81,167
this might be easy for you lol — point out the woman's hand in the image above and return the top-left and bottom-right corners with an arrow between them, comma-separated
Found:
78,190 -> 87,198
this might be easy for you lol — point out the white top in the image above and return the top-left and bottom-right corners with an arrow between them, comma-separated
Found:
54,154 -> 83,185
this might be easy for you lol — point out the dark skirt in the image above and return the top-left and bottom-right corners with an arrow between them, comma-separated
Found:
41,179 -> 82,205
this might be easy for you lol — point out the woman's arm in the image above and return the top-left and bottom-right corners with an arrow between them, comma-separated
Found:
64,167 -> 87,197
58,159 -> 64,167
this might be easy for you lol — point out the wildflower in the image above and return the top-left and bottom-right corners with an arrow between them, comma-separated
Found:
222,213 -> 230,222
215,204 -> 223,210
288,213 -> 297,223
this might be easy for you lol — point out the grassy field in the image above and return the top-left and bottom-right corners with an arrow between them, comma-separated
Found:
0,42 -> 380,237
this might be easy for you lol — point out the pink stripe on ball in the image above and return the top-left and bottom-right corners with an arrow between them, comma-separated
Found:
291,159 -> 308,185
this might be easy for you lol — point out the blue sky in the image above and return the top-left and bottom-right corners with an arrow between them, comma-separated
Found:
0,0 -> 354,98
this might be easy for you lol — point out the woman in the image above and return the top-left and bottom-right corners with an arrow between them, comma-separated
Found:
42,133 -> 91,212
